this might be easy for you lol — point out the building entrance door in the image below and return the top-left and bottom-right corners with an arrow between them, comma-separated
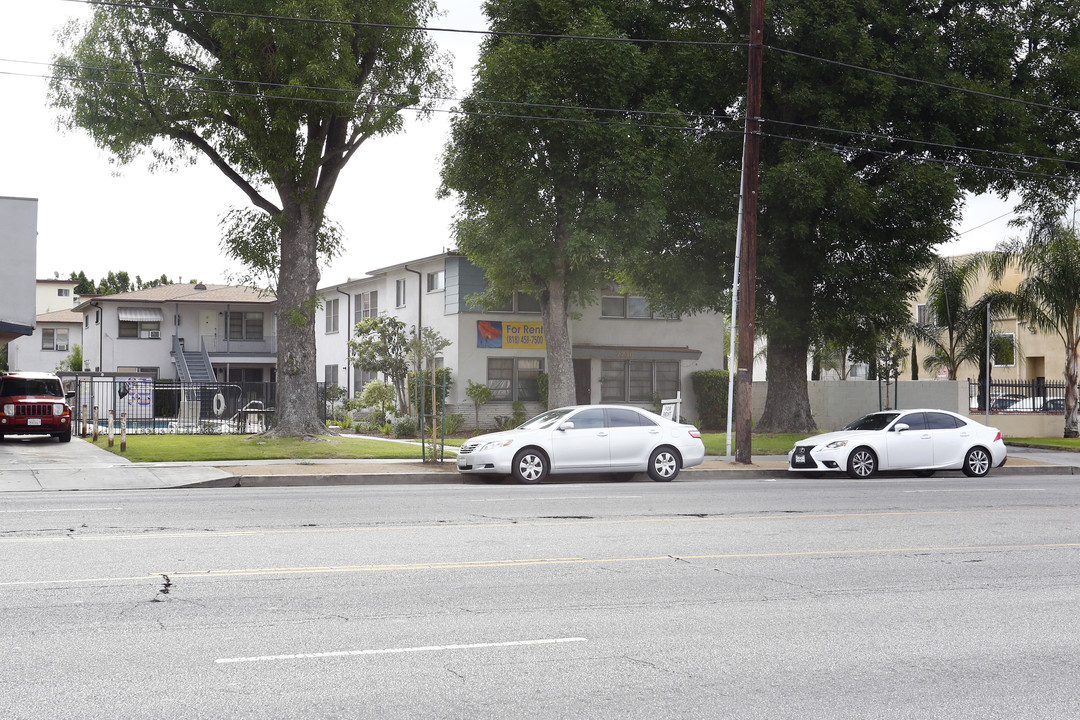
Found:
573,359 -> 591,405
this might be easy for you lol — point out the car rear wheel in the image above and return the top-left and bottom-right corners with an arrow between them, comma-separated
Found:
512,448 -> 549,484
962,447 -> 991,477
847,447 -> 877,478
647,447 -> 681,482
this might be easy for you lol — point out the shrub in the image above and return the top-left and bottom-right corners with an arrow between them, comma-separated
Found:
442,413 -> 465,435
391,415 -> 417,438
691,369 -> 731,431
511,400 -> 527,427
465,379 -> 492,429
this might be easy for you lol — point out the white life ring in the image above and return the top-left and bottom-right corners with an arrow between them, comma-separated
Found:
212,392 -> 226,417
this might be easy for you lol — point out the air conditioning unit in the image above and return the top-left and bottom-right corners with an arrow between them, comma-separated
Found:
56,344 -> 69,352
148,330 -> 161,339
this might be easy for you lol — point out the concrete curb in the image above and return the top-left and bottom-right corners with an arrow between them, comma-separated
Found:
167,462 -> 1080,489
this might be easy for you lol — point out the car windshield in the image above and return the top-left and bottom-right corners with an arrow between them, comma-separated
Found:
0,377 -> 64,397
517,408 -> 575,430
843,412 -> 900,431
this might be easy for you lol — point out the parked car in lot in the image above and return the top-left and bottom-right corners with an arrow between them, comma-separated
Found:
457,405 -> 705,483
788,409 -> 1007,478
1000,396 -> 1065,413
0,371 -> 74,442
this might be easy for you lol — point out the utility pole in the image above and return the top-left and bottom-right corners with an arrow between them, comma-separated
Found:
735,0 -> 764,464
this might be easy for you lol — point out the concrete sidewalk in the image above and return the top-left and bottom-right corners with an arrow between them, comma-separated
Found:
0,437 -> 1076,493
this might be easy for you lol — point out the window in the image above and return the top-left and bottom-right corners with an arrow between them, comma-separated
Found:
601,293 -> 669,319
569,408 -> 606,429
355,291 -> 378,320
396,279 -> 407,308
119,320 -> 161,339
427,270 -> 445,292
325,298 -> 339,333
601,360 -> 679,402
324,364 -> 339,386
41,328 -> 70,351
916,303 -> 938,326
926,412 -> 963,430
485,292 -> 541,314
994,333 -> 1016,367
116,366 -> 159,378
226,312 -> 264,340
487,357 -> 544,401
354,369 -> 378,396
85,315 -> 89,329
607,407 -> 656,427
57,288 -> 71,297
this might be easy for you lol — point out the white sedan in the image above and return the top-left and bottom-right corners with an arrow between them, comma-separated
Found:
788,409 -> 1007,478
457,405 -> 706,483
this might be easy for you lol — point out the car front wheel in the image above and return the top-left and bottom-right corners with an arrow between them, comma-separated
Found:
962,447 -> 991,477
648,447 -> 681,482
512,448 -> 549,484
847,447 -> 877,478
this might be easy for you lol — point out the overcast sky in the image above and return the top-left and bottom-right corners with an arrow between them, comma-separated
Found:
1,0 -> 1018,291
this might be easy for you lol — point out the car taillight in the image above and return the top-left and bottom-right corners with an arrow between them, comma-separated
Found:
994,431 -> 1001,442
688,430 -> 701,439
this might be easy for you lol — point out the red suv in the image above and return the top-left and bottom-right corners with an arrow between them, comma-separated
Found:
0,371 -> 74,442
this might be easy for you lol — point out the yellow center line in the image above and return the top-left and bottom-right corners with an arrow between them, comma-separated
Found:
2,542 -> 1078,588
0,506 -> 1070,544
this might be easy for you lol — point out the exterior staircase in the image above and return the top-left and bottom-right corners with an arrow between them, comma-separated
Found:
173,336 -> 216,384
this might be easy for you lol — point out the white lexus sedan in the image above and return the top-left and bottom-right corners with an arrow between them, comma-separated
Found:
788,409 -> 1007,478
457,405 -> 705,483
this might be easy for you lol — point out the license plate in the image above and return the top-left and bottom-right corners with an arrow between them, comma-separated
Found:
27,418 -> 41,426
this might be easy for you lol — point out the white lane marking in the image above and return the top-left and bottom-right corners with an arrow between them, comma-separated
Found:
903,488 -> 1045,493
215,637 -> 587,664
0,507 -> 123,513
471,496 -> 641,502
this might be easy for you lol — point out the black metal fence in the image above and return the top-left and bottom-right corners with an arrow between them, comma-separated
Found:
69,378 -> 278,434
968,379 -> 1068,413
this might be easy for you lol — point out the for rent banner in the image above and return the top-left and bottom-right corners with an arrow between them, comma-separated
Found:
477,320 -> 545,349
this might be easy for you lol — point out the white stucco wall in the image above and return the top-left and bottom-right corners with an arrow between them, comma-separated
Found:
7,322 -> 83,372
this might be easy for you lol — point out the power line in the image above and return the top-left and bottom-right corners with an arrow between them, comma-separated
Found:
1,67 -> 731,136
0,56 -> 731,124
58,0 -> 744,48
765,44 -> 1080,119
758,130 -> 1074,182
760,117 -> 1080,171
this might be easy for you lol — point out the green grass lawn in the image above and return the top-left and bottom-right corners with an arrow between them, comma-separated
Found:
86,434 -> 432,463
1005,437 -> 1080,451
85,430 -> 805,462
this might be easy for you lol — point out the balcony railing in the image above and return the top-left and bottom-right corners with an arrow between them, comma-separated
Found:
200,334 -> 277,356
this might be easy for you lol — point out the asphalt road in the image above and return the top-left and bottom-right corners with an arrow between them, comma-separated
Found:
2,475 -> 1079,719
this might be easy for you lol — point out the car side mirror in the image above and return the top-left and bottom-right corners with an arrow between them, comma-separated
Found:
558,421 -> 575,431
65,391 -> 76,400
893,423 -> 909,432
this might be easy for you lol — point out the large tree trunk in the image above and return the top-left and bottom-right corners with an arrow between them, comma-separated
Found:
542,269 -> 575,409
756,338 -> 817,433
267,213 -> 325,437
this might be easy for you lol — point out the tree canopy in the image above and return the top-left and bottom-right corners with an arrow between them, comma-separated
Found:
620,0 -> 1080,432
51,0 -> 449,436
440,0 -> 702,407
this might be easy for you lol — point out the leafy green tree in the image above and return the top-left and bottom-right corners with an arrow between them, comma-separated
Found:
988,215 -> 1080,437
56,344 -> 83,373
68,271 -> 95,296
441,0 -> 696,407
357,378 -> 396,418
348,315 -> 411,413
0,344 -> 7,372
465,379 -> 493,431
51,0 -> 449,436
409,327 -> 452,374
622,0 -> 1074,432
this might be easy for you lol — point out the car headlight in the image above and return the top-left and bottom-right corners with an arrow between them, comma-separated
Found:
2,404 -> 13,416
825,440 -> 848,449
53,404 -> 66,416
479,439 -> 514,452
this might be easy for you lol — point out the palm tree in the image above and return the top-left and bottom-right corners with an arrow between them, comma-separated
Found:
916,255 -> 987,380
988,216 -> 1080,438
